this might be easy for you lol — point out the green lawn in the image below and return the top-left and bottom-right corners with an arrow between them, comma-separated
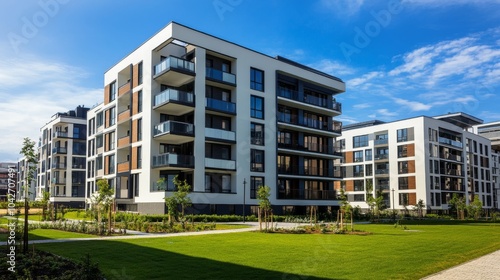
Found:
0,229 -> 97,242
32,223 -> 500,280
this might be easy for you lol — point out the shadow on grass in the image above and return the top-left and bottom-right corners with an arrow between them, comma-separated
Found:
35,239 -> 342,280
372,219 -> 499,226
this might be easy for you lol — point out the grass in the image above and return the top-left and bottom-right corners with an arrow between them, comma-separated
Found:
0,229 -> 97,242
214,223 -> 251,230
30,223 -> 500,280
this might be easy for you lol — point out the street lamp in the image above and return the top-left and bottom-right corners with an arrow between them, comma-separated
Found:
391,188 -> 395,219
243,178 -> 247,223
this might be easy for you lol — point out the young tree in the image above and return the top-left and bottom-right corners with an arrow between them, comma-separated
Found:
413,199 -> 425,219
20,137 -> 37,253
467,195 -> 483,220
449,194 -> 466,220
339,188 -> 353,231
163,176 -> 192,224
90,179 -> 114,235
365,182 -> 376,220
374,189 -> 385,220
257,185 -> 271,231
41,191 -> 51,221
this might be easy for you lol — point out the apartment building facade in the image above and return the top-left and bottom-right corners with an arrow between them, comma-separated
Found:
85,21 -> 345,215
17,157 -> 37,201
36,106 -> 89,207
0,162 -> 17,201
337,113 -> 495,213
472,121 -> 500,209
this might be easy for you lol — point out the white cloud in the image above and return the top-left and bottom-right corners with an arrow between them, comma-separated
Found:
353,103 -> 371,109
0,55 -> 101,161
376,109 -> 398,117
347,71 -> 384,88
309,59 -> 356,76
402,0 -> 500,6
393,98 -> 432,111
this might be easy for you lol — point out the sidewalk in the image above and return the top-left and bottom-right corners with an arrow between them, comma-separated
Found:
422,250 -> 500,280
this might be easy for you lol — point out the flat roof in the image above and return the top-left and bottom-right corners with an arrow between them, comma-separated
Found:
343,120 -> 386,131
433,112 -> 483,129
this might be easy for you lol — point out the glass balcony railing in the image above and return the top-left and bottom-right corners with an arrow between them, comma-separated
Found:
438,137 -> 463,148
52,147 -> 67,154
278,188 -> 336,200
206,98 -> 236,114
154,56 -> 195,75
277,114 -> 342,133
153,121 -> 194,137
205,158 -> 236,170
154,89 -> 194,107
374,138 -> 388,145
277,86 -> 342,112
205,127 -> 236,142
152,153 -> 194,168
206,67 -> 236,85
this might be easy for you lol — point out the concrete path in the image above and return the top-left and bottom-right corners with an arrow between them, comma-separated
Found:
422,250 -> 500,280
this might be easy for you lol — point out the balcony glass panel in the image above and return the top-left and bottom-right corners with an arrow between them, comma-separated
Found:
205,158 -> 236,170
205,127 -> 236,142
153,121 -> 194,137
152,153 -> 194,168
154,56 -> 195,75
206,67 -> 236,84
206,98 -> 236,114
154,89 -> 194,106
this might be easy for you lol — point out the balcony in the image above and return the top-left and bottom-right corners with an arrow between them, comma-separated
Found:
153,56 -> 195,87
153,121 -> 194,144
439,137 -> 463,148
375,169 -> 389,175
277,142 -> 342,158
277,114 -> 342,136
51,163 -> 66,169
278,188 -> 336,200
152,153 -> 194,169
277,86 -> 342,116
117,109 -> 130,123
53,131 -> 69,138
117,136 -> 130,149
117,161 -> 130,173
52,147 -> 67,154
441,169 -> 463,176
118,82 -> 131,97
205,127 -> 236,142
206,98 -> 236,115
153,89 -> 195,115
440,153 -> 463,162
374,138 -> 388,145
205,158 -> 236,170
278,165 -> 333,177
51,177 -> 65,185
374,154 -> 389,161
206,67 -> 236,86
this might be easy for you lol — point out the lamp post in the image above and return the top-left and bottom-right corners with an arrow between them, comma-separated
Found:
391,188 -> 395,219
243,178 -> 247,223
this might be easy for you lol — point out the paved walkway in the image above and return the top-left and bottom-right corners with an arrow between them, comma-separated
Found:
422,250 -> 500,280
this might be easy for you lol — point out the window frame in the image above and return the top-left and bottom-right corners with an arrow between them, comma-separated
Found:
250,95 -> 264,119
250,67 -> 264,91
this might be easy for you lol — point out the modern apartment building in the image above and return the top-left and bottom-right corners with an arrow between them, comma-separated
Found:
0,162 -> 17,201
86,21 -> 345,215
17,157 -> 37,201
472,121 -> 500,209
36,106 -> 89,207
337,113 -> 495,213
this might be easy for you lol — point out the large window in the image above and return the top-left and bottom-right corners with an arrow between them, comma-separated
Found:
108,154 -> 115,174
250,68 -> 264,91
251,123 -> 264,145
109,107 -> 116,126
138,62 -> 143,85
138,90 -> 143,113
354,151 -> 363,162
398,161 -> 409,174
397,128 -> 413,142
109,81 -> 116,102
365,149 -> 372,161
353,165 -> 364,177
206,143 -> 231,160
72,141 -> 86,155
250,176 -> 264,199
250,95 -> 264,119
206,114 -> 231,130
398,177 -> 409,190
399,193 -> 409,205
137,118 -> 142,141
353,135 -> 369,148
251,149 -> 264,172
354,180 -> 364,191
205,173 -> 231,193
137,146 -> 142,169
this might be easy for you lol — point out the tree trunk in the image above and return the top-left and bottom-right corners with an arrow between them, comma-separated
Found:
258,207 -> 262,231
108,205 -> 112,235
350,210 -> 353,231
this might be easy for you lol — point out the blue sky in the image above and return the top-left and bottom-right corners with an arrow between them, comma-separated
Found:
1,0 -> 499,161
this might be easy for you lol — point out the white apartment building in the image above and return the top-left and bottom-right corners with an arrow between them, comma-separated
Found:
472,121 -> 500,209
36,106 -> 89,207
17,157 -> 36,201
86,21 -> 345,215
337,113 -> 495,213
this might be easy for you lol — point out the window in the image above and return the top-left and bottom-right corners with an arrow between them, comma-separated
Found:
399,193 -> 409,205
398,161 -> 409,174
251,149 -> 264,172
72,141 -> 86,155
96,112 -> 103,128
206,114 -> 231,130
205,173 -> 231,193
250,95 -> 264,119
137,146 -> 142,168
250,176 -> 264,199
206,143 -> 231,160
108,154 -> 115,174
158,174 -> 177,191
109,81 -> 116,102
250,68 -> 264,91
398,177 -> 409,190
251,123 -> 264,145
397,128 -> 413,142
365,149 -> 372,161
354,180 -> 364,191
109,131 -> 115,150
137,118 -> 142,141
353,165 -> 364,177
353,135 -> 369,148
96,134 -> 103,148
398,145 -> 408,158
354,151 -> 363,162
138,62 -> 143,85
109,107 -> 116,126
138,90 -> 143,113
96,156 -> 103,170
277,131 -> 292,145
365,164 -> 373,176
